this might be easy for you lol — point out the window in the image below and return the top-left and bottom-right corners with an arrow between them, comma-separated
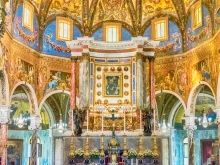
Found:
103,23 -> 121,42
56,17 -> 73,41
22,1 -> 34,31
192,1 -> 202,30
151,17 -> 168,41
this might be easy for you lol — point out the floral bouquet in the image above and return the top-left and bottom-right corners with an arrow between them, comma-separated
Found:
74,148 -> 84,158
128,148 -> 137,158
143,149 -> 153,158
90,148 -> 100,158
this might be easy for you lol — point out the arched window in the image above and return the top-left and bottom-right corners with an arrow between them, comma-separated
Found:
22,1 -> 34,31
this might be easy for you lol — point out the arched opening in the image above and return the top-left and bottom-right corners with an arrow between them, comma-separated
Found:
39,92 -> 70,130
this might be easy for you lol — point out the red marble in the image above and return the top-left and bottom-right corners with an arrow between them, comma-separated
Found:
1,124 -> 8,165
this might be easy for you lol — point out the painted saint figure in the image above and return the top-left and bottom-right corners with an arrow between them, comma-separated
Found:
106,76 -> 120,96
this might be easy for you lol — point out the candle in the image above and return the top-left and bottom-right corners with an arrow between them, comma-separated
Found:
124,106 -> 126,132
87,109 -> 89,132
102,110 -> 104,132
140,110 -> 142,131
153,109 -> 156,132
72,110 -> 74,132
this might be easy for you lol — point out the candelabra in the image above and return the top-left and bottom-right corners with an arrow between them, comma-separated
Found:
84,133 -> 90,157
100,133 -> 105,157
152,134 -> 159,157
138,133 -> 143,157
122,133 -> 128,157
69,133 -> 75,157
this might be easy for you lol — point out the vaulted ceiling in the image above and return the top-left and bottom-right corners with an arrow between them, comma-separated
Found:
13,0 -> 214,36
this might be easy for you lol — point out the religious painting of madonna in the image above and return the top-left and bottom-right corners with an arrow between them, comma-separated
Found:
201,139 -> 218,165
104,73 -> 122,97
7,139 -> 23,165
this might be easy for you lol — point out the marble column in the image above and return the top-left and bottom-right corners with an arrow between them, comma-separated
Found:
69,56 -> 78,130
79,53 -> 90,109
136,52 -> 144,109
0,106 -> 10,165
28,115 -> 41,165
148,56 -> 156,111
183,115 -> 197,165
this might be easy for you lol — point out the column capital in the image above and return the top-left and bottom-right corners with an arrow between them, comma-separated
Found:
28,115 -> 41,130
81,52 -> 90,60
143,40 -> 159,57
70,56 -> 78,62
183,115 -> 197,131
136,52 -> 145,60
0,105 -> 10,124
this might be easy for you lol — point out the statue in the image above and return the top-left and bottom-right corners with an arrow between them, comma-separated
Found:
73,109 -> 86,136
144,110 -> 152,136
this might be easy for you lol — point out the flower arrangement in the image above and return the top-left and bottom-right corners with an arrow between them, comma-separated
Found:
90,148 -> 100,158
128,148 -> 137,158
143,149 -> 153,158
74,148 -> 84,158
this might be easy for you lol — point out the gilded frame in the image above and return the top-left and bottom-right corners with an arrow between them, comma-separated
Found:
151,17 -> 168,41
103,72 -> 123,97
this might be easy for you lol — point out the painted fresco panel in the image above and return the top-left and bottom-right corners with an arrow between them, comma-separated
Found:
13,4 -> 39,50
43,70 -> 71,95
5,0 -> 13,32
7,139 -> 23,165
43,21 -> 82,57
186,5 -> 212,51
143,21 -> 182,56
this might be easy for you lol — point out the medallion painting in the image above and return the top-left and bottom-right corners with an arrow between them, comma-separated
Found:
7,140 -> 23,165
104,73 -> 122,97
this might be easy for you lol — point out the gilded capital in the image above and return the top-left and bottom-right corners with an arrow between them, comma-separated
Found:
136,52 -> 144,60
82,53 -> 90,60
71,56 -> 78,62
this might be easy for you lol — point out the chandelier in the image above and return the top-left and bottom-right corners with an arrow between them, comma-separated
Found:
14,113 -> 29,128
55,114 -> 67,133
158,114 -> 170,133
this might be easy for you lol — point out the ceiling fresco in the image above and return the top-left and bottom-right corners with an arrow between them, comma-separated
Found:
142,0 -> 177,24
48,0 -> 82,19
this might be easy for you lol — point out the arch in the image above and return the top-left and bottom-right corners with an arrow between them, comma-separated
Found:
0,70 -> 10,106
38,90 -> 70,126
10,81 -> 39,115
186,81 -> 216,116
155,90 -> 187,126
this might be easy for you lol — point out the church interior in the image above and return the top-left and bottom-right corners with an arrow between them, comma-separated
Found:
0,0 -> 220,165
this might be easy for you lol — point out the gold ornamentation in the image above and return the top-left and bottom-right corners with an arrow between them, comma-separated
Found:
69,133 -> 75,157
117,100 -> 122,104
124,99 -> 129,104
124,91 -> 129,96
124,75 -> 128,79
104,100 -> 108,105
124,83 -> 129,88
152,134 -> 159,157
97,83 -> 101,88
97,67 -> 101,71
84,133 -> 90,157
110,67 -> 115,71
117,66 -> 122,71
97,75 -> 101,79
100,133 -> 105,157
122,133 -> 128,157
138,133 -> 143,157
97,91 -> 101,96
124,67 -> 128,71
104,67 -> 108,72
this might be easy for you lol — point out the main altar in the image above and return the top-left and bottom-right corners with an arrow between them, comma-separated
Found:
56,37 -> 169,165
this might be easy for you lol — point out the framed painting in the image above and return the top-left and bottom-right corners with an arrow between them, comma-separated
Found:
201,139 -> 218,165
7,139 -> 23,165
103,73 -> 123,97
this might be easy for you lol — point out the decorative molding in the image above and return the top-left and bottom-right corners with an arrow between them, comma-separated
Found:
45,36 -> 71,53
0,106 -> 10,124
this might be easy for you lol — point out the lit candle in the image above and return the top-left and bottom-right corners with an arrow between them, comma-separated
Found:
102,110 -> 104,132
87,109 -> 89,133
140,110 -> 142,131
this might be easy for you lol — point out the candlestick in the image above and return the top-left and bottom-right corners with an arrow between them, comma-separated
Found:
124,107 -> 126,132
87,109 -> 89,133
140,110 -> 142,131
72,110 -> 74,133
102,110 -> 104,132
